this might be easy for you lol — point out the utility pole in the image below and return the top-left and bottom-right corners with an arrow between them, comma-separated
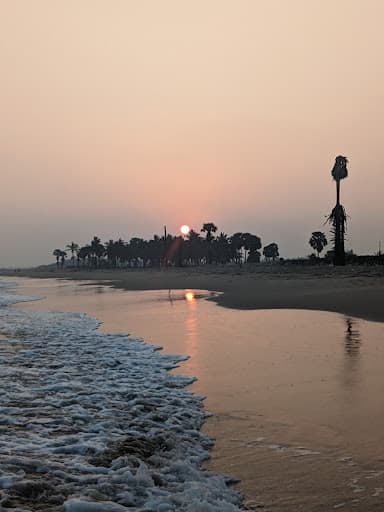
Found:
163,225 -> 167,268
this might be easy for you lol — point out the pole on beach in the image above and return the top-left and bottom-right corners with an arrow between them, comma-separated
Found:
163,225 -> 167,268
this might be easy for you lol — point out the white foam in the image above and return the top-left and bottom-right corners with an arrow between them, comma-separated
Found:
0,279 -> 243,510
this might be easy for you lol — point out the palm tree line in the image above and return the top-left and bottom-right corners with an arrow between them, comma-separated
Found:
52,157 -> 352,268
52,224 -> 280,269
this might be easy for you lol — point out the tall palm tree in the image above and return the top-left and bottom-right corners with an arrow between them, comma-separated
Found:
105,240 -> 117,267
214,232 -> 231,264
90,236 -> 105,267
186,230 -> 203,265
329,155 -> 348,265
53,249 -> 62,268
201,223 -> 217,264
129,237 -> 146,267
66,242 -> 79,266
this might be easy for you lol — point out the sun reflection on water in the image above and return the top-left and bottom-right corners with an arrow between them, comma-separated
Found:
185,290 -> 195,302
183,290 -> 199,367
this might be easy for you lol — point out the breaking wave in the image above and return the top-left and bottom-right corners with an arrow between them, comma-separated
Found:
0,280 -> 243,511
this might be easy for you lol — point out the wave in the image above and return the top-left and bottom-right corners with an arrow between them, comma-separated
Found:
0,280 -> 243,511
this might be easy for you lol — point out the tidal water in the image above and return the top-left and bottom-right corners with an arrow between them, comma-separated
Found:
12,277 -> 384,511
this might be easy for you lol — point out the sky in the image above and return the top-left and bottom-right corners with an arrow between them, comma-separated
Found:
1,0 -> 384,266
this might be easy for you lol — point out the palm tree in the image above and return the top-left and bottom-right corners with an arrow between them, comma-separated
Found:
53,249 -> 62,268
59,250 -> 67,268
185,230 -> 203,265
129,237 -> 146,267
309,231 -> 328,257
147,235 -> 163,267
90,236 -> 105,267
105,240 -> 117,267
329,155 -> 348,265
214,232 -> 231,264
66,242 -> 79,266
201,223 -> 218,264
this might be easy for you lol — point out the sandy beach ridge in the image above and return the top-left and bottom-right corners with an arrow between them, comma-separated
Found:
2,265 -> 384,323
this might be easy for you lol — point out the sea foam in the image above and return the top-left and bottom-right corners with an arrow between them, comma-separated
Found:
0,280 -> 243,511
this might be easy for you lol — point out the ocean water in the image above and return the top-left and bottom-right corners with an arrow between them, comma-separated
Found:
0,280 -> 242,511
4,277 -> 384,511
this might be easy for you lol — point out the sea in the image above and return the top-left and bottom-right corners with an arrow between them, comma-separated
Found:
1,277 -> 384,511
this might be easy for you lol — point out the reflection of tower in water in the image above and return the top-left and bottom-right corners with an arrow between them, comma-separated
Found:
345,317 -> 361,356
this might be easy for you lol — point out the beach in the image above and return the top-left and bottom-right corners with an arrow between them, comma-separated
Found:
3,265 -> 384,322
0,279 -> 244,511
2,272 -> 384,510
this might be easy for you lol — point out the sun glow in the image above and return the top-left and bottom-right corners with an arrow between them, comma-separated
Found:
185,291 -> 195,302
180,224 -> 191,236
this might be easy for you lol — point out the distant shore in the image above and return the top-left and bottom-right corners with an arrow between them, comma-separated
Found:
2,264 -> 384,322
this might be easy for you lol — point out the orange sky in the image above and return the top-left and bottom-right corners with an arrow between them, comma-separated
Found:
1,0 -> 384,266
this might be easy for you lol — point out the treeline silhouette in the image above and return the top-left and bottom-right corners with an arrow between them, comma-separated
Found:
53,223 -> 280,269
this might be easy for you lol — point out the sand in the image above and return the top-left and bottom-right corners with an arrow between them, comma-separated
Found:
7,276 -> 384,511
4,274 -> 384,510
3,264 -> 384,322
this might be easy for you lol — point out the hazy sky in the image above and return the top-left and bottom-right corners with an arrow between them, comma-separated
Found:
1,0 -> 384,266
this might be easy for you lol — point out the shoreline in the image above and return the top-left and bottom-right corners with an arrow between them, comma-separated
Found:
5,276 -> 384,510
0,280 -> 244,510
2,265 -> 384,322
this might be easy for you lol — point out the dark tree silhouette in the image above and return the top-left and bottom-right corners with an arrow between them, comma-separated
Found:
201,223 -> 218,264
230,232 -> 245,265
185,230 -> 203,265
66,242 -> 79,266
242,233 -> 262,262
329,155 -> 348,266
105,240 -> 118,267
78,245 -> 92,266
263,243 -> 279,261
129,237 -> 146,267
309,231 -> 328,257
54,227 -> 271,269
90,236 -> 105,267
214,232 -> 231,264
53,249 -> 62,268
60,251 -> 67,268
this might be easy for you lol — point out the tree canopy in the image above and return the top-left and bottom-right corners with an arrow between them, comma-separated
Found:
309,232 -> 328,257
52,223 -> 280,269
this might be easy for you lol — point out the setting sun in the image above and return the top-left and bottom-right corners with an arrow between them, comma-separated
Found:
180,225 -> 191,236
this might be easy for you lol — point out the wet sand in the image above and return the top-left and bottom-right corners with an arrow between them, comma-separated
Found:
9,277 -> 384,511
3,264 -> 384,322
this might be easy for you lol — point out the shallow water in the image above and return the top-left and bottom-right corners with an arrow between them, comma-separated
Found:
11,277 -> 384,510
0,279 -> 242,511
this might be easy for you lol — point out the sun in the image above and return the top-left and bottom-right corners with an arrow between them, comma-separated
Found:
180,224 -> 191,236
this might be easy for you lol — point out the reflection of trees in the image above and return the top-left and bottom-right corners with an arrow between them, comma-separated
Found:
345,317 -> 361,356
